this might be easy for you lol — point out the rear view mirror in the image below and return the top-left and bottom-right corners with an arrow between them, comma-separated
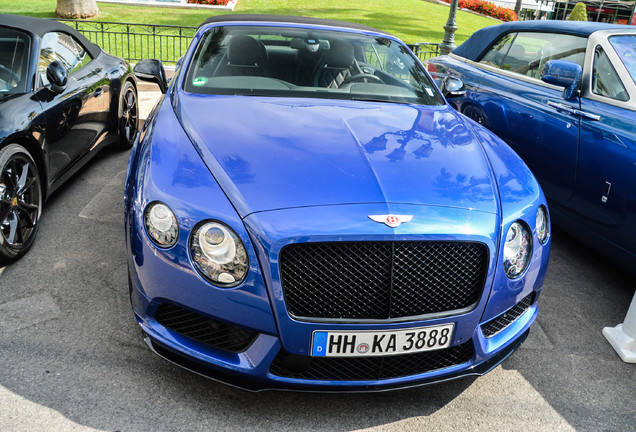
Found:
134,59 -> 167,94
441,76 -> 466,99
541,60 -> 582,100
46,61 -> 67,94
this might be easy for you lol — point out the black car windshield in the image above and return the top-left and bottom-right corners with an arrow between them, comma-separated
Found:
0,27 -> 30,97
184,25 -> 444,106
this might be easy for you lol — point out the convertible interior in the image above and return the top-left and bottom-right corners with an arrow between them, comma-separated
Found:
184,25 -> 441,105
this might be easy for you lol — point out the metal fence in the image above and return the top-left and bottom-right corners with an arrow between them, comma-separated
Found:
57,19 -> 197,64
57,19 -> 440,65
408,42 -> 441,62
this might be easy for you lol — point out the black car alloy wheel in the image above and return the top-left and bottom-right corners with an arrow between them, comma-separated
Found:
118,80 -> 139,150
0,144 -> 42,261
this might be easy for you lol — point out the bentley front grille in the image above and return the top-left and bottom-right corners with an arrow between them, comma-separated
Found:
279,241 -> 489,321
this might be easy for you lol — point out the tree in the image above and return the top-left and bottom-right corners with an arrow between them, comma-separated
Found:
56,0 -> 99,19
568,2 -> 588,21
514,0 -> 522,19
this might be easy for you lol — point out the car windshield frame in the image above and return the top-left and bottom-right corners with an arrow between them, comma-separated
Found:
0,26 -> 31,97
182,24 -> 444,106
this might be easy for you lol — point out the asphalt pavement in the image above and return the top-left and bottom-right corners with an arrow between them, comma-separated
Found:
0,85 -> 634,432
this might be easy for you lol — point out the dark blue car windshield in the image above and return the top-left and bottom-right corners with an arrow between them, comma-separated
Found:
184,25 -> 444,106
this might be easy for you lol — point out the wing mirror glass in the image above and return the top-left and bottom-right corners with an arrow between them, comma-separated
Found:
46,60 -> 67,94
541,60 -> 582,100
441,76 -> 466,99
134,59 -> 167,94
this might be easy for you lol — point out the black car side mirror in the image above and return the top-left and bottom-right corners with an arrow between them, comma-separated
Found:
541,60 -> 582,100
134,59 -> 167,94
46,61 -> 67,94
441,76 -> 466,99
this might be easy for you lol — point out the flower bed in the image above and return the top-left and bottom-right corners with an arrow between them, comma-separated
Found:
187,0 -> 231,5
443,0 -> 517,22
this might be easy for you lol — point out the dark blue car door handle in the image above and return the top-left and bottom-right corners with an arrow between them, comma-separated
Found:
547,101 -> 601,121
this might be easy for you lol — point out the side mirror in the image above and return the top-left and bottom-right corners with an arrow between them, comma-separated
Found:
441,76 -> 466,99
134,59 -> 167,94
541,60 -> 582,100
46,61 -> 67,94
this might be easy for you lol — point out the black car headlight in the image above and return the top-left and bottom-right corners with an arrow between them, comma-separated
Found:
190,221 -> 248,287
503,221 -> 532,279
144,201 -> 179,248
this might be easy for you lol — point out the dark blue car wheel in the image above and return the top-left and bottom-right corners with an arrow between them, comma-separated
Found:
117,80 -> 139,150
0,144 -> 42,262
463,104 -> 490,128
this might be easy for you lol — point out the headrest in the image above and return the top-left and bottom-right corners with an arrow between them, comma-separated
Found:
324,39 -> 354,68
227,35 -> 263,66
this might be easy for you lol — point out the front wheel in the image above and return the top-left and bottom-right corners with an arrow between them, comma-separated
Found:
0,144 -> 43,263
116,80 -> 139,150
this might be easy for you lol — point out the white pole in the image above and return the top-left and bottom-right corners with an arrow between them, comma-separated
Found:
603,291 -> 636,363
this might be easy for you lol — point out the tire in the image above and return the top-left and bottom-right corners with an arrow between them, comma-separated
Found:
0,144 -> 43,263
462,104 -> 490,129
116,80 -> 139,150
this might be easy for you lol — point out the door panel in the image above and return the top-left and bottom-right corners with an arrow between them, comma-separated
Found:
37,31 -> 109,183
575,99 -> 636,253
473,72 -> 579,202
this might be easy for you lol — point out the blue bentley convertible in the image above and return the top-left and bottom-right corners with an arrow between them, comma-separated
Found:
427,21 -> 636,272
125,15 -> 551,391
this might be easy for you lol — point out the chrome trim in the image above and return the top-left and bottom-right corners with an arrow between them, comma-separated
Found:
547,101 -> 601,121
288,303 -> 479,324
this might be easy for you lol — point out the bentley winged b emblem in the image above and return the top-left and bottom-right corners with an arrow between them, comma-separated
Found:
368,214 -> 413,228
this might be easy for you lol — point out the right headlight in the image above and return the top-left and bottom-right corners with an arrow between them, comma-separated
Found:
503,221 -> 532,279
190,221 -> 249,287
536,205 -> 549,244
144,201 -> 179,248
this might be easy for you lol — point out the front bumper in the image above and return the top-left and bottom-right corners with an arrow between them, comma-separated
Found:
130,276 -> 539,392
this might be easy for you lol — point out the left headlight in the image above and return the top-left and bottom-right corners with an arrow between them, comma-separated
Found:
190,221 -> 249,287
503,221 -> 532,279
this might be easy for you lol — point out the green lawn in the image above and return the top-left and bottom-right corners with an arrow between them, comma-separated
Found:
0,0 -> 499,45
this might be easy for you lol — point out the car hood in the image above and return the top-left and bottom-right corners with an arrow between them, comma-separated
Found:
174,93 -> 499,217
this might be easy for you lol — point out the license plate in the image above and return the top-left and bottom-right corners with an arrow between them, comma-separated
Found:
311,323 -> 455,357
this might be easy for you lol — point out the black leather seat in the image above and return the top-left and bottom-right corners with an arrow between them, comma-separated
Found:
314,39 -> 356,88
219,35 -> 269,77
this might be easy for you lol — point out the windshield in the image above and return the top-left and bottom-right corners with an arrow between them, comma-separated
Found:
0,27 -> 30,97
610,35 -> 636,85
184,25 -> 444,106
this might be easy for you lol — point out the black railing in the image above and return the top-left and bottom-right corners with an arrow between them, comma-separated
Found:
57,19 -> 440,65
57,19 -> 197,64
408,42 -> 441,62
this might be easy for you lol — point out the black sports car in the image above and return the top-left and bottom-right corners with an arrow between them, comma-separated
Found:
0,14 -> 138,262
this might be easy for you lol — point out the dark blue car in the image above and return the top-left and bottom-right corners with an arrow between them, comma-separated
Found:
125,15 -> 550,391
427,20 -> 636,272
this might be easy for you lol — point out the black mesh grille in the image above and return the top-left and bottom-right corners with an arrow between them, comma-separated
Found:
155,303 -> 259,353
481,292 -> 536,338
269,341 -> 474,381
279,241 -> 488,320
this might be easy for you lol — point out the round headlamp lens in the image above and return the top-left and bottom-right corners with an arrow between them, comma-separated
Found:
504,221 -> 532,278
536,206 -> 549,244
144,202 -> 178,247
190,221 -> 248,287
